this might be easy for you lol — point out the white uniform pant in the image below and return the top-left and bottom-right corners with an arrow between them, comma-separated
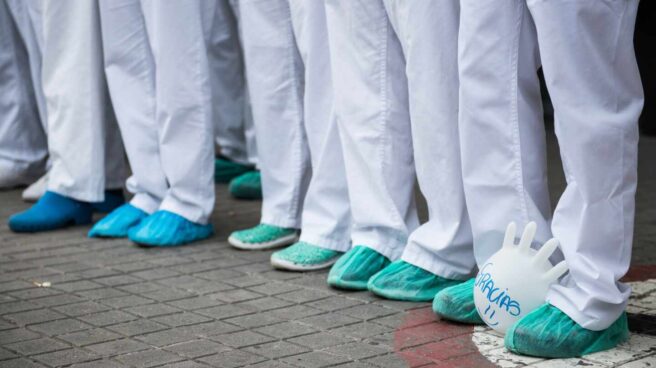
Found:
42,0 -> 126,202
239,0 -> 351,250
459,0 -> 643,330
212,0 -> 257,167
0,0 -> 47,180
99,0 -> 218,224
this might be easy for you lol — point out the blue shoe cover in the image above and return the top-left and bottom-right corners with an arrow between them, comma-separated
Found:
88,204 -> 148,238
91,190 -> 125,213
8,191 -> 93,233
128,210 -> 214,247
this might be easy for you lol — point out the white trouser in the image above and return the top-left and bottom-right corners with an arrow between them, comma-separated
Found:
325,0 -> 419,260
212,0 -> 257,167
99,0 -> 218,224
42,0 -> 126,202
0,0 -> 47,180
239,0 -> 351,250
459,0 -> 643,330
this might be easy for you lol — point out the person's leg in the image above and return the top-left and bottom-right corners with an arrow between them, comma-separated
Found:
126,0 -> 216,246
365,0 -> 474,302
434,0 -> 548,322
269,0 -> 351,272
229,0 -> 310,249
325,0 -> 418,278
91,0 -> 165,238
505,0 -> 643,358
0,0 -> 47,188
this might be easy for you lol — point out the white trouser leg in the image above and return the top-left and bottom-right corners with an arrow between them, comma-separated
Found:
0,0 -> 47,180
212,0 -> 251,166
288,0 -> 351,251
530,0 -> 643,331
42,0 -> 127,202
239,0 -> 310,229
325,0 -> 418,261
99,0 -> 166,214
139,0 -> 216,224
459,0 -> 552,265
382,0 -> 475,279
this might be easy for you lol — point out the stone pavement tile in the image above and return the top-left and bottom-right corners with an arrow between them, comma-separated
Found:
0,319 -> 16,330
159,362 -> 213,368
244,341 -> 311,359
110,262 -> 156,273
248,282 -> 302,296
34,294 -> 86,308
528,358 -> 607,367
622,356 -> 656,367
210,289 -> 264,304
117,282 -> 163,295
255,322 -> 318,339
412,335 -> 479,362
33,348 -> 100,366
75,288 -> 128,301
0,300 -> 41,314
330,322 -> 393,340
324,342 -> 389,360
87,338 -> 151,356
194,269 -> 244,283
106,319 -> 168,337
287,332 -> 355,350
59,328 -> 122,347
9,287 -> 62,300
196,304 -> 256,320
247,361 -> 296,368
282,351 -> 351,368
210,330 -> 276,348
238,297 -> 294,312
0,328 -> 41,344
333,363 -> 377,368
198,349 -> 268,368
364,353 -> 414,368
478,347 -> 543,367
0,280 -> 35,293
277,289 -> 332,304
143,289 -> 197,303
164,339 -> 231,358
152,312 -> 211,327
123,303 -> 181,318
179,320 -> 243,337
69,360 -> 129,368
298,313 -> 361,330
78,310 -> 138,327
29,318 -> 93,336
0,358 -> 48,368
306,297 -> 364,312
269,305 -> 323,320
5,308 -> 66,326
54,280 -> 104,292
116,349 -> 185,368
0,346 -> 18,360
95,275 -> 144,287
100,295 -> 154,309
337,305 -> 398,321
224,311 -> 285,329
131,268 -> 180,281
167,296 -> 224,311
135,329 -> 197,347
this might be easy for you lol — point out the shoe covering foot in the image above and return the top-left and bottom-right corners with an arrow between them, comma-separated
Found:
88,204 -> 148,238
91,190 -> 125,213
229,171 -> 262,199
505,304 -> 629,358
367,260 -> 461,302
8,191 -> 93,232
215,156 -> 254,183
433,278 -> 484,324
22,173 -> 48,202
271,242 -> 343,271
328,246 -> 390,290
228,223 -> 298,250
128,210 -> 214,247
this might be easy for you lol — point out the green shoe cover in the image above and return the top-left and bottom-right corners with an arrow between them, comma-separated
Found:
215,157 -> 254,183
229,171 -> 262,200
271,242 -> 343,271
367,260 -> 461,302
432,278 -> 484,324
505,304 -> 629,358
228,224 -> 298,250
327,246 -> 390,290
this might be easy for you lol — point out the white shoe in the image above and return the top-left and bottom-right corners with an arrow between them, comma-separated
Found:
22,173 -> 48,202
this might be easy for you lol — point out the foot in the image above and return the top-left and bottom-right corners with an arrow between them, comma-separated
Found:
88,203 -> 148,238
505,304 -> 629,358
8,191 -> 93,232
271,242 -> 343,271
367,260 -> 462,302
327,246 -> 390,290
22,173 -> 48,202
91,189 -> 125,213
128,210 -> 214,247
432,278 -> 485,324
215,156 -> 254,183
229,171 -> 262,200
228,224 -> 298,250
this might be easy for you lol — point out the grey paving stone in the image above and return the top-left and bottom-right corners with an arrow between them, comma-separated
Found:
33,348 -> 100,367
29,318 -> 93,336
116,349 -> 184,368
198,349 -> 267,368
158,362 -> 212,368
6,337 -> 70,356
330,323 -> 393,340
59,328 -> 122,347
282,351 -> 351,368
237,297 -> 294,312
0,328 -> 41,344
167,297 -> 223,311
5,309 -> 66,326
0,358 -> 48,368
95,275 -> 144,287
254,322 -> 318,339
244,341 -> 310,359
212,289 -> 264,304
34,294 -> 87,308
152,312 -> 211,327
277,289 -> 332,304
124,304 -> 181,318
306,297 -> 364,312
117,282 -> 162,295
224,311 -> 285,329
100,295 -> 154,309
142,289 -> 196,302
78,310 -> 138,327
0,301 -> 41,314
269,305 -> 323,320
106,319 -> 168,336
247,282 -> 302,296
210,331 -> 276,348
87,338 -> 151,356
286,332 -> 355,350
9,287 -> 62,300
178,320 -> 243,337
298,313 -> 361,330
196,304 -> 255,320
324,342 -> 390,360
164,339 -> 230,358
0,346 -> 18,360
69,360 -> 128,368
135,329 -> 197,347
336,305 -> 397,321
75,288 -> 128,301
55,301 -> 112,317
54,280 -> 104,292
131,268 -> 180,281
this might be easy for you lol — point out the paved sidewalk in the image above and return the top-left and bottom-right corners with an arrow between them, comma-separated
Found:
1,133 -> 656,368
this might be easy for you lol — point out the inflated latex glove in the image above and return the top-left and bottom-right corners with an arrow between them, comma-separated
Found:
473,222 -> 568,334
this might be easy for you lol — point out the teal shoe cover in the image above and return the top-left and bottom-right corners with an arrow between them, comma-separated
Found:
215,156 -> 254,183
229,171 -> 262,200
432,278 -> 484,324
327,246 -> 390,290
128,210 -> 214,247
91,190 -> 125,213
367,260 -> 461,302
505,304 -> 629,358
271,242 -> 343,271
88,204 -> 148,238
228,223 -> 298,250
9,191 -> 93,233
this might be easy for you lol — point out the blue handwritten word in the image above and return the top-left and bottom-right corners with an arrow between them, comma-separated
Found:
475,263 -> 521,317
